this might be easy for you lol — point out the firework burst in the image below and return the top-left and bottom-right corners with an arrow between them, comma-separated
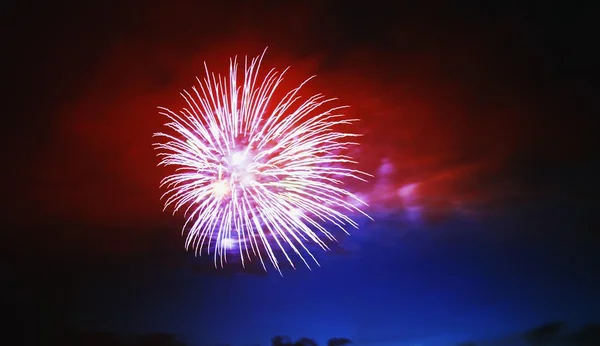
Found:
153,49 -> 371,274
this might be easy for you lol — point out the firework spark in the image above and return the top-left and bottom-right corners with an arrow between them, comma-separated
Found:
153,49 -> 371,274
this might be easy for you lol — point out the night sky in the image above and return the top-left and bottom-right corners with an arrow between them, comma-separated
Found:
4,1 -> 599,345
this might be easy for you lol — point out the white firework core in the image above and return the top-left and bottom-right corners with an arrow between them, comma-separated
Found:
153,48 -> 371,274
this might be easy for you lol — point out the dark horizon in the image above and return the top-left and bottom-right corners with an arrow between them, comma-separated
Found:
4,0 -> 598,345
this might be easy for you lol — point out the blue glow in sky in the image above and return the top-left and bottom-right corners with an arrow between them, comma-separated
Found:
66,203 -> 599,346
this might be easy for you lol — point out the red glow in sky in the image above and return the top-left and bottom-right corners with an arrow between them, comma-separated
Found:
9,1 -> 584,256
32,43 -> 523,246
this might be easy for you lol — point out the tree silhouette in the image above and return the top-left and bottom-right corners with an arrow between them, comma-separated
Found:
569,323 -> 600,346
272,335 -> 294,346
327,337 -> 351,346
271,336 -> 350,346
134,333 -> 187,346
294,337 -> 318,346
523,321 -> 565,345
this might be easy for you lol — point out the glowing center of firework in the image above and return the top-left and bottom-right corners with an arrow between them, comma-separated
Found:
221,237 -> 236,249
211,148 -> 258,199
211,179 -> 230,198
230,151 -> 246,166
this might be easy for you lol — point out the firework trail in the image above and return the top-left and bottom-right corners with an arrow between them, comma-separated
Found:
153,48 -> 371,274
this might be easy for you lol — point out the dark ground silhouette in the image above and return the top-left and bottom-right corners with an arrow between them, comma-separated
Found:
455,321 -> 600,346
28,321 -> 600,346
